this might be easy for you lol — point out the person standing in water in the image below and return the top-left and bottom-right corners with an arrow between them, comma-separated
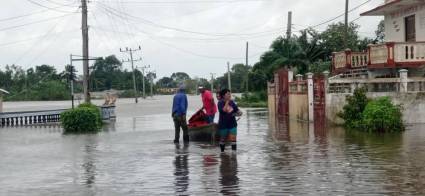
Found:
217,89 -> 242,152
172,84 -> 189,144
199,86 -> 217,124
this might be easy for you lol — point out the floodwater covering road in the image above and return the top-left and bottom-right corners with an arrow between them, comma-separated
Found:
1,96 -> 425,195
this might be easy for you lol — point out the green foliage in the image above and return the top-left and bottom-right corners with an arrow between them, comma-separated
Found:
235,91 -> 267,108
118,90 -> 137,98
338,88 -> 405,133
362,97 -> 404,133
77,102 -> 102,128
375,20 -> 385,43
309,61 -> 331,74
61,107 -> 101,133
338,88 -> 369,129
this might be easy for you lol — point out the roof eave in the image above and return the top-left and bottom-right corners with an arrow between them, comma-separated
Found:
360,0 -> 402,16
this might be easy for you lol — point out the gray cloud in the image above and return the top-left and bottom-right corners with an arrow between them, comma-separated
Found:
0,0 -> 383,79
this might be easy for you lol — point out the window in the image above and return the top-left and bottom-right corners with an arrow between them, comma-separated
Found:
405,15 -> 416,42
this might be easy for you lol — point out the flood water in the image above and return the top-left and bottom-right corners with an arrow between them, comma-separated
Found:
1,96 -> 425,195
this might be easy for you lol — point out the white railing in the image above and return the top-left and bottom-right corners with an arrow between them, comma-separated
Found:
369,44 -> 388,65
351,52 -> 368,68
394,42 -> 425,63
0,106 -> 116,127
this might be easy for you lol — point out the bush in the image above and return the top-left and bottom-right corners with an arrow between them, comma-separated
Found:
78,102 -> 102,128
61,107 -> 101,133
338,88 -> 405,133
362,97 -> 404,133
337,87 -> 369,129
235,91 -> 267,108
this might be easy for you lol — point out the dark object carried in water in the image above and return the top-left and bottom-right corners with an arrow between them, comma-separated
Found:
188,109 -> 218,142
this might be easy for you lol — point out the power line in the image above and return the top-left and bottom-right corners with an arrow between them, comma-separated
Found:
43,0 -> 79,7
25,0 -> 79,13
0,13 -> 78,32
0,7 -> 73,22
24,14 -> 76,66
94,0 -> 274,5
12,12 -> 76,65
305,0 -> 372,30
96,2 -> 282,37
0,29 -> 78,47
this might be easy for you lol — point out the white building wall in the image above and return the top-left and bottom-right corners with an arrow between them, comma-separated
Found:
384,6 -> 425,42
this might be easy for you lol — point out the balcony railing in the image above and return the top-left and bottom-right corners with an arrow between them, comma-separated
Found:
332,49 -> 368,73
332,42 -> 425,73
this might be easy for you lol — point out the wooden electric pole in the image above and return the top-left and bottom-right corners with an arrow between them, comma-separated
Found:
245,41 -> 249,93
210,73 -> 216,92
137,65 -> 150,99
227,62 -> 231,91
81,0 -> 90,103
120,46 -> 142,103
344,0 -> 349,49
286,11 -> 292,39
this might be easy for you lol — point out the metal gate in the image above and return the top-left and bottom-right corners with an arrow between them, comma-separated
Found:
313,74 -> 326,124
276,69 -> 289,117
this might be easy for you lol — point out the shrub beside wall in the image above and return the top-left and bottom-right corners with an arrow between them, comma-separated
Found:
338,88 -> 405,133
61,103 -> 102,133
362,97 -> 405,133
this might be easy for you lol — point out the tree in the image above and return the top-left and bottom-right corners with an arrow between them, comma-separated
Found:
375,20 -> 385,43
320,22 -> 362,56
171,72 -> 190,84
157,77 -> 175,88
90,55 -> 122,91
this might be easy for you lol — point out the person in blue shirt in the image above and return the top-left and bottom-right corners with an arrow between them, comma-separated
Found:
172,84 -> 189,144
218,89 -> 242,152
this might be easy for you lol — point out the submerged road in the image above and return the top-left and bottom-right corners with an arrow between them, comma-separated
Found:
1,96 -> 425,195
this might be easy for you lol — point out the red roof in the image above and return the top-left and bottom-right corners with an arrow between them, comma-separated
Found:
361,0 -> 425,16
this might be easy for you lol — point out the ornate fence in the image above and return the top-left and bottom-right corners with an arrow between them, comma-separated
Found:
0,106 -> 116,127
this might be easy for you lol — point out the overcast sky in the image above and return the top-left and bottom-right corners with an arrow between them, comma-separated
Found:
0,0 -> 384,79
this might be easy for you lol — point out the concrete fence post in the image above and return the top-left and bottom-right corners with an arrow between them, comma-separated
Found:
288,70 -> 294,82
399,69 -> 408,92
323,71 -> 330,93
0,95 -> 3,113
307,73 -> 314,122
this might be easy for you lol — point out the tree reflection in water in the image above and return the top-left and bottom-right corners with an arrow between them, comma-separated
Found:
82,135 -> 98,187
173,144 -> 189,194
219,153 -> 239,195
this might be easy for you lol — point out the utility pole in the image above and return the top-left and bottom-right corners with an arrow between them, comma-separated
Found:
69,55 -> 75,109
81,0 -> 90,103
344,0 -> 349,49
120,46 -> 142,103
210,73 -> 216,92
245,41 -> 249,93
148,70 -> 156,97
227,62 -> 231,91
286,11 -> 292,39
137,65 -> 150,99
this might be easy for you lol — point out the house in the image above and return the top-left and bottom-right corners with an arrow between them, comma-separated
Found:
0,88 -> 9,113
332,0 -> 425,77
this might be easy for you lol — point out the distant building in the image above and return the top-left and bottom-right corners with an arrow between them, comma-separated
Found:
0,89 -> 9,113
157,88 -> 178,94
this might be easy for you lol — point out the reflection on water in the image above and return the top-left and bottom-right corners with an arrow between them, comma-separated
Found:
219,153 -> 239,195
1,97 -> 425,195
173,144 -> 189,194
82,136 -> 98,187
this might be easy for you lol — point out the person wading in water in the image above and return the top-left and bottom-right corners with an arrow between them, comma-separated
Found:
172,84 -> 189,144
199,86 -> 217,124
217,89 -> 242,152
